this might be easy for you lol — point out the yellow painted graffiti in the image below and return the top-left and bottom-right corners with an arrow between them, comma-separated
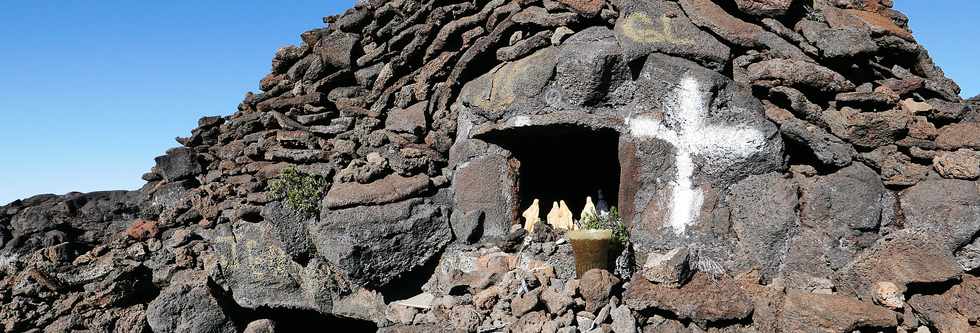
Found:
620,12 -> 693,46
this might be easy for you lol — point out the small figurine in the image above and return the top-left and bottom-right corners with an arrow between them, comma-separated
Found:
546,201 -> 562,230
522,199 -> 541,232
596,190 -> 610,216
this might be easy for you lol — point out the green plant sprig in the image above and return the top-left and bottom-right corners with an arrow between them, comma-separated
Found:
580,207 -> 629,247
268,166 -> 326,217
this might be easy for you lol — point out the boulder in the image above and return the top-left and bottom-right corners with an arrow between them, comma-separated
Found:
906,277 -> 980,333
734,0 -> 794,17
323,174 -> 431,209
900,179 -> 980,250
318,31 -> 359,69
779,290 -> 897,332
146,274 -> 236,333
825,108 -> 911,149
729,173 -> 800,281
458,47 -> 559,119
610,305 -> 637,333
933,149 -> 980,180
451,154 -> 519,241
678,0 -> 808,60
747,59 -> 856,94
580,269 -> 620,313
243,319 -> 277,333
640,247 -> 691,288
386,102 -> 427,135
836,230 -> 962,300
779,117 -> 856,168
800,163 -> 885,237
614,0 -> 730,70
261,201 -> 316,262
153,148 -> 202,182
936,122 -> 980,150
313,196 -> 451,287
557,0 -> 605,17
624,273 -> 753,325
512,288 -> 542,317
556,27 -> 629,106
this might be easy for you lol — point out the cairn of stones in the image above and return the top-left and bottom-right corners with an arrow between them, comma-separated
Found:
1,0 -> 979,332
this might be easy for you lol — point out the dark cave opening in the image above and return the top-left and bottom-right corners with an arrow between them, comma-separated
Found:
482,124 -> 621,220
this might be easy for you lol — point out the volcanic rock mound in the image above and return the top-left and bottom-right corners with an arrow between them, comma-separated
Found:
2,0 -> 979,332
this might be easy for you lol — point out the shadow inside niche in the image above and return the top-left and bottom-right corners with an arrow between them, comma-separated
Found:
379,245 -> 445,303
479,124 -> 622,218
244,307 -> 378,332
209,279 -> 377,332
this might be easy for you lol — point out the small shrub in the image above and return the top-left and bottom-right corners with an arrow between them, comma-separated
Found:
268,166 -> 327,217
580,207 -> 629,247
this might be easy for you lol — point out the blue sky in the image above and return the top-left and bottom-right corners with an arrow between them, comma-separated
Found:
0,1 -> 976,204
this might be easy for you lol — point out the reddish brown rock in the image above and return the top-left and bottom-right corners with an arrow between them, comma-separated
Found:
937,122 -> 980,150
558,0 -> 605,17
580,269 -> 621,313
747,59 -> 855,93
836,230 -> 962,300
323,174 -> 431,209
126,219 -> 160,241
624,273 -> 753,325
779,290 -> 897,332
934,149 -> 980,180
679,0 -> 806,59
907,277 -> 980,333
734,0 -> 794,17
385,102 -> 428,135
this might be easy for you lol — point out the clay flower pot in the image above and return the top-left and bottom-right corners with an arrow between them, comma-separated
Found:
567,229 -> 613,278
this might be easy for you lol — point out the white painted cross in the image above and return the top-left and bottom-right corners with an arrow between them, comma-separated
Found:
628,76 -> 767,234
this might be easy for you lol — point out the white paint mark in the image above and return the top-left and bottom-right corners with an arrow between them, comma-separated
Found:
514,115 -> 532,127
629,77 -> 766,234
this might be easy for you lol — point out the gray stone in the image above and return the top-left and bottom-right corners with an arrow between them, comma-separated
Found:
779,290 -> 897,332
450,210 -> 484,245
729,173 -> 800,281
318,31 -> 359,69
678,0 -> 808,60
541,286 -> 574,314
153,148 -> 202,182
614,0 -> 730,70
747,58 -> 856,93
811,27 -> 878,59
609,305 -> 636,333
512,288 -> 542,317
261,201 -> 315,262
555,27 -> 629,106
313,196 -> 451,287
801,163 -> 885,232
780,117 -> 856,168
386,102 -> 427,135
900,179 -> 980,250
146,275 -> 236,333
323,174 -> 431,209
624,273 -> 754,325
451,153 -> 519,241
210,222 -> 338,312
458,47 -> 559,120
734,0 -> 794,17
244,319 -> 277,333
836,229 -> 962,300
624,54 -> 784,250
640,247 -> 691,288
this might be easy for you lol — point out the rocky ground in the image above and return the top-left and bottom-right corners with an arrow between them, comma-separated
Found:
2,0 -> 980,332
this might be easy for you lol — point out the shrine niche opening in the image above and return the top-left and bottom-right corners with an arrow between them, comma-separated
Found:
480,124 -> 621,219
